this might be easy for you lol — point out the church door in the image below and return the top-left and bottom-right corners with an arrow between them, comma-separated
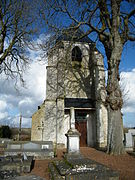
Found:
75,111 -> 87,147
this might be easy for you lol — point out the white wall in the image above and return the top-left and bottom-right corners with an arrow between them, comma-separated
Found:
87,112 -> 96,147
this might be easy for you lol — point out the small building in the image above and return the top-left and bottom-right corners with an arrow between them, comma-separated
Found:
31,31 -> 108,149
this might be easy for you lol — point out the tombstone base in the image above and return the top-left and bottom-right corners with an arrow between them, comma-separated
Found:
49,156 -> 119,180
65,128 -> 81,154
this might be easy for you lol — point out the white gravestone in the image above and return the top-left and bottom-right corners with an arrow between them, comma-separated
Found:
125,129 -> 135,151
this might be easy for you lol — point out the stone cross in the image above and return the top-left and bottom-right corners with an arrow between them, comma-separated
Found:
70,107 -> 75,129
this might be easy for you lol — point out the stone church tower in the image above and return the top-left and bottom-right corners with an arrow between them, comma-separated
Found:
31,32 -> 108,149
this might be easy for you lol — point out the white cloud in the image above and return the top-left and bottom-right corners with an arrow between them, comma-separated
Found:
22,61 -> 46,101
121,69 -> 135,114
18,97 -> 36,117
0,47 -> 46,127
0,112 -> 8,121
0,34 -> 50,127
0,100 -> 8,121
0,100 -> 7,111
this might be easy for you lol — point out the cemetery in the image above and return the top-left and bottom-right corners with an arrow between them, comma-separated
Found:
0,107 -> 135,179
0,32 -> 135,180
49,107 -> 119,180
0,0 -> 135,179
0,140 -> 54,179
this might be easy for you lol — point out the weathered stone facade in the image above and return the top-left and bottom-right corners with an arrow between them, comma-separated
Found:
31,33 -> 108,148
31,102 -> 45,141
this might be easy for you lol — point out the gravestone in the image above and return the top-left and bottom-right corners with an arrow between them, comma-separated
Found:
8,144 -> 21,150
23,142 -> 40,150
65,107 -> 81,155
0,155 -> 33,175
4,141 -> 54,159
125,129 -> 135,151
49,157 -> 119,180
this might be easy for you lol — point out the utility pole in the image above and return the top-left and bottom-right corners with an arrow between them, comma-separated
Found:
18,114 -> 22,141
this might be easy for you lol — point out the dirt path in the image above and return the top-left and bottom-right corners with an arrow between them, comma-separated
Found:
29,147 -> 135,180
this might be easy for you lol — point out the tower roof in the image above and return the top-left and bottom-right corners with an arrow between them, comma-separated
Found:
56,29 -> 93,43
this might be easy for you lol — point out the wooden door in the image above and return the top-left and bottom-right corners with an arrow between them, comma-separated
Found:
75,121 -> 87,147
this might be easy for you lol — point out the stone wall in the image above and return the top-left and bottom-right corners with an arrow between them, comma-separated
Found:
31,39 -> 108,148
47,42 -> 92,100
43,41 -> 95,146
31,102 -> 45,141
93,50 -> 108,148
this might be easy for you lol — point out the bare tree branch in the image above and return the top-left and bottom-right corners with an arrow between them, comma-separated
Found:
0,0 -> 40,82
41,0 -> 135,155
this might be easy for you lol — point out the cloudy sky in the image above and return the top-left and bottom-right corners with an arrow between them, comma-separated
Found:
0,40 -> 135,128
0,47 -> 46,128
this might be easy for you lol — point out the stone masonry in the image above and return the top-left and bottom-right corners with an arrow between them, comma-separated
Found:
31,31 -> 108,149
31,102 -> 45,141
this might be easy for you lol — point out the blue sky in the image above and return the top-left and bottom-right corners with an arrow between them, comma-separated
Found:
120,42 -> 135,71
120,42 -> 135,127
0,36 -> 135,128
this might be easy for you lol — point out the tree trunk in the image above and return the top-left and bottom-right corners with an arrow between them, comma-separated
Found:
107,107 -> 125,155
106,42 -> 126,155
99,34 -> 126,154
98,0 -> 126,154
106,56 -> 126,154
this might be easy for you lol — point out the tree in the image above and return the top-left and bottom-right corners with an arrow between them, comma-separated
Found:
0,0 -> 40,82
0,125 -> 11,138
41,0 -> 135,154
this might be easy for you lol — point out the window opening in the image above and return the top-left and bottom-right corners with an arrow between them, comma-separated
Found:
72,46 -> 82,62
